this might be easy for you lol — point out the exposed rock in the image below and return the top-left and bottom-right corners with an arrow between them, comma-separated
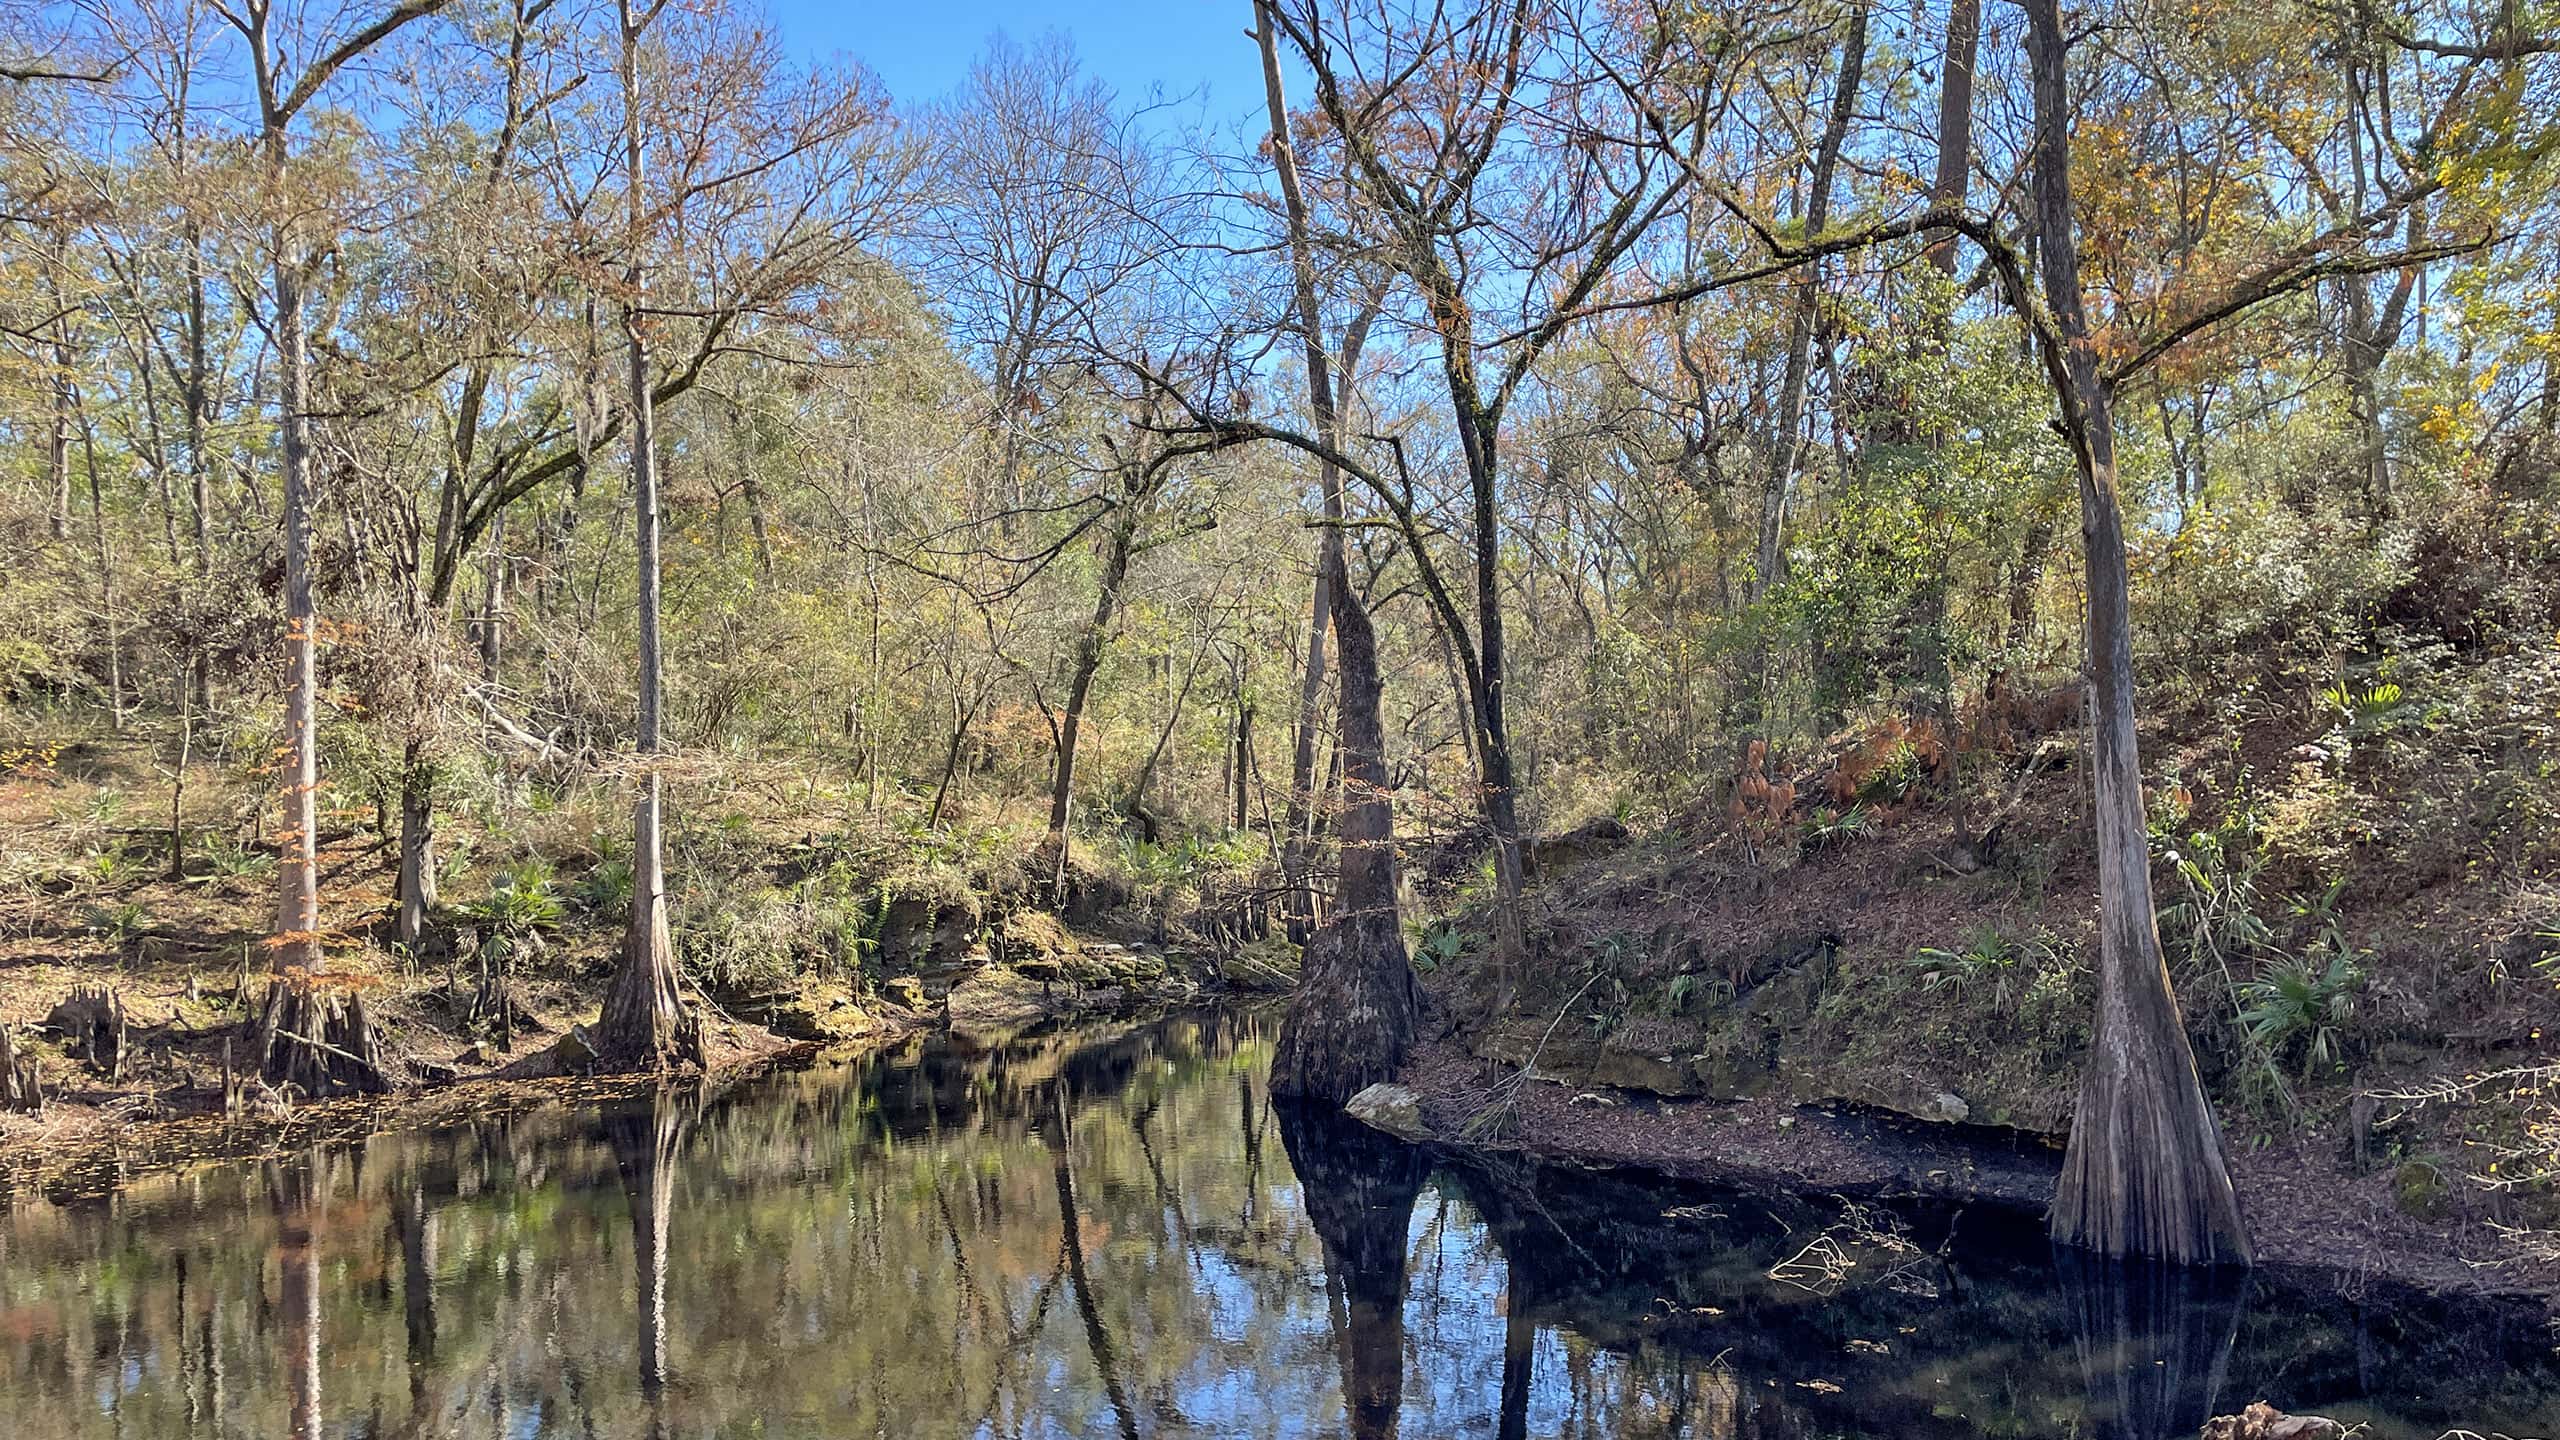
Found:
762,987 -> 876,1043
883,975 -> 929,1013
881,892 -> 982,971
552,1025 -> 596,1068
944,966 -> 1055,1034
1477,1027 -> 1702,1098
2393,1160 -> 2449,1219
2201,1402 -> 2345,1440
411,1060 -> 459,1087
1218,936 -> 1301,992
1527,815 -> 1630,879
1345,1083 -> 1430,1142
456,1043 -> 491,1068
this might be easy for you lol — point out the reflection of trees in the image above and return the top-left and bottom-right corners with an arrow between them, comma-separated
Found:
606,1086 -> 696,1438
263,1155 -> 323,1440
28,1010 -> 2549,1440
1275,1099 -> 1426,1440
1045,1082 -> 1142,1440
2059,1251 -> 2245,1440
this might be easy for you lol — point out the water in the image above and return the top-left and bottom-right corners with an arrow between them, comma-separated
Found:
1,1008 -> 2553,1439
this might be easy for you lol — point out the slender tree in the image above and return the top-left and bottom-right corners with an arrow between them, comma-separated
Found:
217,0 -> 452,1093
2026,0 -> 2250,1266
594,0 -> 703,1072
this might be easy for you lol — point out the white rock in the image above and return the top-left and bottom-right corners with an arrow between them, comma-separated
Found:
1345,1082 -> 1430,1142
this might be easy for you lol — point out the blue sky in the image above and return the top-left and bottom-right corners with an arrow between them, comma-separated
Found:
773,1 -> 1274,122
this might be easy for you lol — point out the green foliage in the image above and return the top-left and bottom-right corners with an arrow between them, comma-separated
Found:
2238,947 -> 2363,1078
1409,918 -> 1466,974
1907,925 -> 2030,1004
188,834 -> 275,884
467,857 -> 565,934
1800,804 -> 1873,851
1666,971 -> 1699,1013
81,899 -> 152,952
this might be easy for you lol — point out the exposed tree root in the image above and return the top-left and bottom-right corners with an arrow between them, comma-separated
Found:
257,977 -> 392,1099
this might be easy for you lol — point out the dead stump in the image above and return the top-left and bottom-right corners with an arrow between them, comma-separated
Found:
0,1027 -> 42,1113
44,986 -> 128,1080
257,974 -> 392,1099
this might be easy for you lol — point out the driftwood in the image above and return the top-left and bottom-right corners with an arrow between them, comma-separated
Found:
0,1027 -> 41,1113
44,985 -> 128,1081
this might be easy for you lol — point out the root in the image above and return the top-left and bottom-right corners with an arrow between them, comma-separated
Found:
258,977 -> 392,1099
0,1025 -> 42,1113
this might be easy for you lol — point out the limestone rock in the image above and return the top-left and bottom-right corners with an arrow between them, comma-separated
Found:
552,1025 -> 596,1068
1345,1082 -> 1430,1143
943,966 -> 1051,1034
2201,1402 -> 2345,1440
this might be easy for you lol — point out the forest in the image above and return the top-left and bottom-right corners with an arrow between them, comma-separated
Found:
4,0 -> 2560,1403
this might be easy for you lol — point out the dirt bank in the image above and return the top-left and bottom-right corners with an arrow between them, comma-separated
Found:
1390,1030 -> 2553,1304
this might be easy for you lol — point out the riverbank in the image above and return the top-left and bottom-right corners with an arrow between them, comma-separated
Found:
0,725 -> 1282,1190
0,968 -> 1243,1200
1381,1031 -> 2543,1304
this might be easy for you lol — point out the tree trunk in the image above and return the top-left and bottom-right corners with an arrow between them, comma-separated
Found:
46,274 -> 73,542
271,221 -> 323,975
1753,2 -> 1867,604
1271,551 -> 1414,1103
1045,498 -> 1141,897
186,223 -> 213,578
1258,0 -> 1347,944
1924,0 -> 1981,279
2027,0 -> 2250,1267
732,404 -> 775,578
477,507 -> 508,680
395,739 -> 438,952
596,0 -> 701,1074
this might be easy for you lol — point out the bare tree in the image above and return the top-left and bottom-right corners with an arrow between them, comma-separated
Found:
215,0 -> 453,1093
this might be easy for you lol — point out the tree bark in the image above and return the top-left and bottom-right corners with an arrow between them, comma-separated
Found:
596,0 -> 700,1074
2028,0 -> 2250,1266
1257,0 -> 1348,944
395,739 -> 438,951
477,506 -> 508,679
1271,549 -> 1414,1102
1924,0 -> 1981,279
270,157 -> 323,976
1753,2 -> 1867,604
1044,495 -> 1141,897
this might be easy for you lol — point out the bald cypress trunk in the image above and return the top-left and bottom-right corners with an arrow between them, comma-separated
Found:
596,0 -> 701,1073
1271,552 -> 1414,1102
2027,0 -> 2250,1266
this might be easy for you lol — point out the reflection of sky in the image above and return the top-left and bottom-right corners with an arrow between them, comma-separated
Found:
3,1020 -> 2556,1438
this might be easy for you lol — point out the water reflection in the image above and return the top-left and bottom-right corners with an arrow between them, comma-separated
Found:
1275,1100 -> 1425,1439
2060,1252 -> 2246,1440
0,1008 -> 2553,1439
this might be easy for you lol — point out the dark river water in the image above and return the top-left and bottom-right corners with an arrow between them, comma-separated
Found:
1,1008 -> 2554,1439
